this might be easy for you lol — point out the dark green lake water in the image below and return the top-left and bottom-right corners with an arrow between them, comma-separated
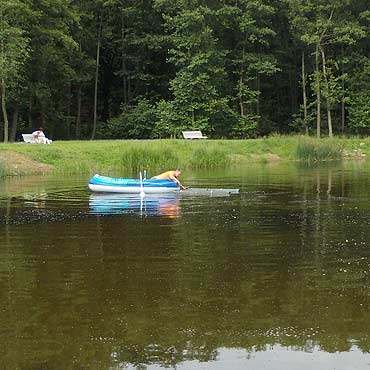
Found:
1,162 -> 370,370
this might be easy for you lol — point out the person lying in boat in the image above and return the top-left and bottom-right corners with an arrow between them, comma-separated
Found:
151,169 -> 187,190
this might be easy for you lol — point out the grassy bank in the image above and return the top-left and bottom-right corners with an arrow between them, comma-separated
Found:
0,136 -> 368,177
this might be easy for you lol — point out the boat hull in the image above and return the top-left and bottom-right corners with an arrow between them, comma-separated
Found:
88,174 -> 180,194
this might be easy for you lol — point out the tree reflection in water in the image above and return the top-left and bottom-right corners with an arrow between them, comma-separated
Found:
1,163 -> 370,369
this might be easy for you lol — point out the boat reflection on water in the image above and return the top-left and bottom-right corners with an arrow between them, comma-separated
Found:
89,188 -> 239,218
89,193 -> 181,218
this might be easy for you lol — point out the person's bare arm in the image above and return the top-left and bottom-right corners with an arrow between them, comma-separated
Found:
169,174 -> 187,190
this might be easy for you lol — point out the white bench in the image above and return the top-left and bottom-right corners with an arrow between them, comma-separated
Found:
22,134 -> 36,143
182,130 -> 207,139
22,133 -> 52,144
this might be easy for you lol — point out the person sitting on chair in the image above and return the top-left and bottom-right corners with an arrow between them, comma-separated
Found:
32,128 -> 41,143
152,169 -> 187,190
31,127 -> 52,144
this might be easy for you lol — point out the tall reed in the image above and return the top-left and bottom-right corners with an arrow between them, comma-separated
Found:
295,138 -> 342,162
188,143 -> 230,169
121,144 -> 180,172
0,161 -> 5,178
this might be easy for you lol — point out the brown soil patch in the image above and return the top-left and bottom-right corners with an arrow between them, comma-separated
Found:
250,153 -> 281,161
0,150 -> 54,176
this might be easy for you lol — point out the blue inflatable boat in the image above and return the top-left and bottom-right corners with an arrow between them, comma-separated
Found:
88,174 -> 180,193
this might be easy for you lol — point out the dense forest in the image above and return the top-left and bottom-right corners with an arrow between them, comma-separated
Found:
0,0 -> 369,142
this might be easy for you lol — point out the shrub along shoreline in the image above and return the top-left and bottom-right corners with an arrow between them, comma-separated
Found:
0,136 -> 368,177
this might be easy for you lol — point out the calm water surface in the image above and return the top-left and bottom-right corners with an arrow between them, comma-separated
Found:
1,163 -> 370,370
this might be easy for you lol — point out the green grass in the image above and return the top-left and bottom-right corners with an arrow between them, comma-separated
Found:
296,137 -> 343,162
0,135 -> 369,176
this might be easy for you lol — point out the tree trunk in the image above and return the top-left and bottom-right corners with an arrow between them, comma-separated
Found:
320,46 -> 332,137
341,75 -> 345,134
289,57 -> 298,114
121,12 -> 128,106
239,73 -> 245,117
10,101 -> 19,142
341,99 -> 345,134
66,82 -> 71,139
28,96 -> 33,129
0,11 -> 7,143
239,44 -> 246,117
341,46 -> 345,134
91,15 -> 103,140
302,51 -> 308,135
1,79 -> 9,143
75,84 -> 82,139
40,106 -> 46,128
315,43 -> 321,138
256,73 -> 260,116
